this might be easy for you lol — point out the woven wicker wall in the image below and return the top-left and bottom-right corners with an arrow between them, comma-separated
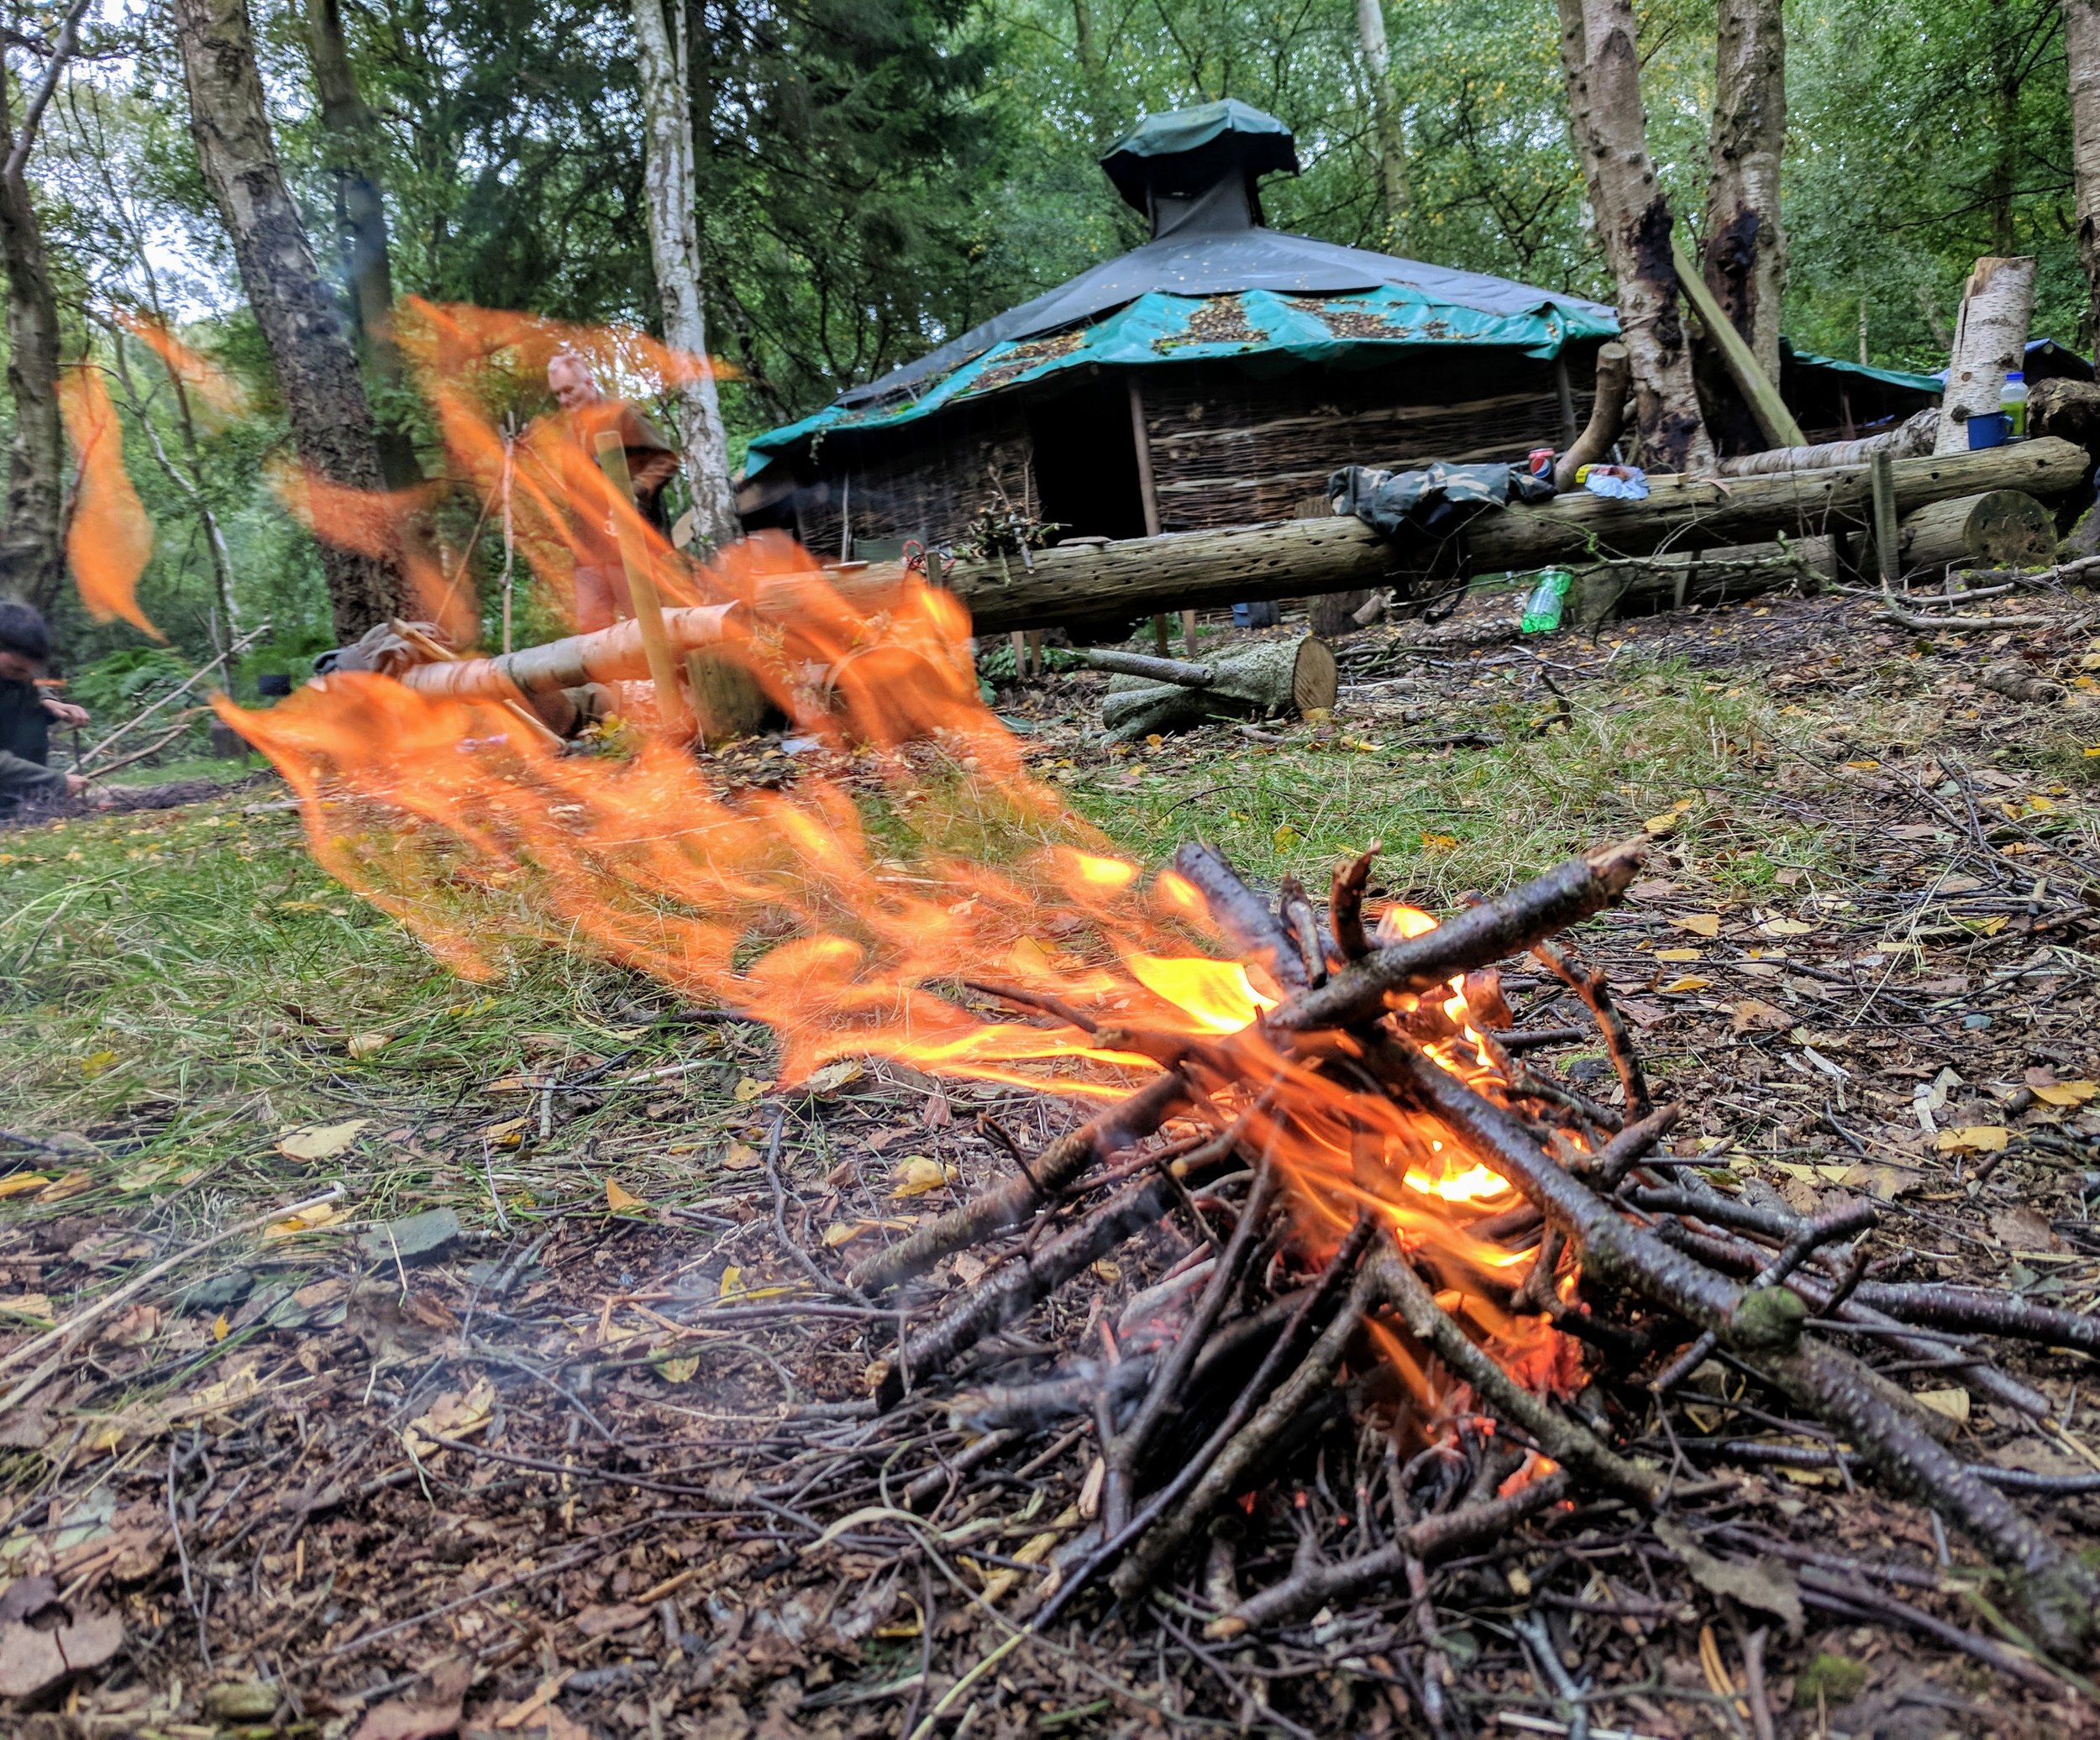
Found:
793,403 -> 1037,557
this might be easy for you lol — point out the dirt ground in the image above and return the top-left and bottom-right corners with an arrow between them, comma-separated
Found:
1,579 -> 2097,1739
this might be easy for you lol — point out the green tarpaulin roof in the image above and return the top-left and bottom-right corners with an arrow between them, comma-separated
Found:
1782,342 -> 1941,395
745,282 -> 1617,474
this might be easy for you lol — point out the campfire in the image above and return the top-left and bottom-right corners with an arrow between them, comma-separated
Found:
145,298 -> 2086,1701
220,537 -> 2100,1685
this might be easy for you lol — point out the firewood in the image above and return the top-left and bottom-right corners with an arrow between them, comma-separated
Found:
1090,635 -> 1337,742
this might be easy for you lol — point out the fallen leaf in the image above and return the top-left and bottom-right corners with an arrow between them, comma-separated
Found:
650,1354 -> 700,1384
1655,1519 -> 1802,1633
953,1251 -> 989,1286
347,1030 -> 392,1058
1934,1125 -> 2008,1153
890,1156 -> 953,1198
1008,936 -> 1053,976
77,1050 -> 118,1077
732,1077 -> 774,1103
605,1178 -> 647,1213
1672,913 -> 1722,938
1840,1163 -> 1923,1200
36,1171 -> 93,1202
352,1691 -> 465,1740
822,1221 -> 869,1248
1655,946 -> 1704,962
0,1174 -> 50,1199
803,1058 -> 865,1097
1273,823 -> 1302,850
2031,1077 -> 2098,1108
0,1578 -> 123,1699
1914,1387 -> 1971,1425
481,1116 -> 528,1147
575,1603 -> 650,1638
718,1265 -> 743,1299
97,1304 -> 160,1348
1658,976 -> 1710,993
265,1203 -> 349,1240
404,1378 -> 496,1459
275,1118 -> 371,1162
1730,998 -> 1791,1035
1990,1204 -> 2067,1255
720,1140 -> 762,1171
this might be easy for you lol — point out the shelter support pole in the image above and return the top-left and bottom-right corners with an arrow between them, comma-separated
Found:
1128,376 -> 1173,655
593,431 -> 693,739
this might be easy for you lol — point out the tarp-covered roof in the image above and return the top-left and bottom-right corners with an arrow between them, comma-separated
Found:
748,258 -> 1620,475
1782,341 -> 1941,396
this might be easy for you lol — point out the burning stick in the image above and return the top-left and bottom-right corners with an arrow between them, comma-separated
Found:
1271,839 -> 1646,1031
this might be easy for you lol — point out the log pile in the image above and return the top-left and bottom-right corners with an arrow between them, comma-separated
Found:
1083,636 -> 1338,741
837,842 -> 2100,1664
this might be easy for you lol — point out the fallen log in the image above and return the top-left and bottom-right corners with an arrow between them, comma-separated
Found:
381,605 -> 746,701
932,438 -> 2087,633
1088,636 -> 1337,741
1714,408 -> 1938,477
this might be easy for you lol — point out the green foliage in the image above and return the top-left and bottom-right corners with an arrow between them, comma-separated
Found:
1793,1653 -> 1870,1706
67,647 -> 193,721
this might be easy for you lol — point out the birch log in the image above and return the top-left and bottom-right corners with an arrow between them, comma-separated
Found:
2067,2 -> 2100,349
631,0 -> 739,552
1557,0 -> 1714,473
1933,256 -> 2038,454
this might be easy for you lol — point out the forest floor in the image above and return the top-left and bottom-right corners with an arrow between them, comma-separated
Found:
1,581 -> 2098,1740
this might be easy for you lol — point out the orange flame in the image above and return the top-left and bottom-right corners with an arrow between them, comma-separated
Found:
58,364 -> 159,638
197,296 -> 1587,1423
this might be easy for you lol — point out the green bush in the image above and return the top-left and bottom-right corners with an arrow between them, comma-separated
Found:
69,647 -> 193,721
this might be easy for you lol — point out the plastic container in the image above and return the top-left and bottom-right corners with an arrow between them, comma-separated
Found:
1520,568 -> 1575,634
2001,369 -> 2029,438
1967,411 -> 2011,450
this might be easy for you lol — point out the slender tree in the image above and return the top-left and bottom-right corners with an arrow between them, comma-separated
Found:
304,0 -> 418,491
171,0 -> 410,640
1704,0 -> 1785,386
0,0 -> 92,615
1556,0 -> 1713,472
633,0 -> 738,551
1354,0 -> 1410,245
2068,0 -> 2100,349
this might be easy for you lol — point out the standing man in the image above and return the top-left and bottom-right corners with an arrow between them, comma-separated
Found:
540,351 -> 683,632
0,600 -> 95,815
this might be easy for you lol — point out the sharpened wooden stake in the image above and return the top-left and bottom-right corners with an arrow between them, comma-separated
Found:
1672,234 -> 1807,450
594,429 -> 692,738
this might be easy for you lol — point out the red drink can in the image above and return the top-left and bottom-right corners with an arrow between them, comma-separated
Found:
1527,448 -> 1555,478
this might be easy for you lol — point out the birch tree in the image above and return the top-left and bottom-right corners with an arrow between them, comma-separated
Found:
1556,0 -> 1713,474
171,0 -> 410,639
1704,0 -> 1785,386
1354,0 -> 1410,244
2068,0 -> 2100,348
631,0 -> 739,553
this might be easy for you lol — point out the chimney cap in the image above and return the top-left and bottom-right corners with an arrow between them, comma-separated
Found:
1100,100 -> 1299,218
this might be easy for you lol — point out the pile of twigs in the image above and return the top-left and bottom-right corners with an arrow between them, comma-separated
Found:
813,840 -> 2100,1684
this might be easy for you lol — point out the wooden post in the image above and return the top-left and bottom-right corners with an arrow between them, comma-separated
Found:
594,430 -> 692,737
1869,448 -> 1901,588
1671,234 -> 1806,450
1180,609 -> 1198,655
1553,353 -> 1579,445
1128,375 -> 1172,655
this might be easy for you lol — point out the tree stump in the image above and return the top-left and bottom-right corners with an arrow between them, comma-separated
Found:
1091,637 -> 1337,741
1898,490 -> 2054,571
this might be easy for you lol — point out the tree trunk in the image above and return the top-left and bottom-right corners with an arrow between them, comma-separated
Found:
304,0 -> 418,492
1556,0 -> 1714,474
2066,2 -> 2100,350
1704,0 -> 1785,388
1355,0 -> 1410,244
632,0 -> 740,553
171,0 -> 410,642
1932,255 -> 2036,455
0,2 -> 89,617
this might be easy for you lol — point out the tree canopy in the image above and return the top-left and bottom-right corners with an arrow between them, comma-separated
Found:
3,0 -> 2091,671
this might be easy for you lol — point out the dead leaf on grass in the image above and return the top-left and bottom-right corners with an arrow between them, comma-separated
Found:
2027,1072 -> 2098,1108
1671,913 -> 1722,939
605,1178 -> 647,1213
1934,1125 -> 2008,1153
274,1118 -> 370,1162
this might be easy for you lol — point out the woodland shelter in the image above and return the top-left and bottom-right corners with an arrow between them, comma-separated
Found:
738,102 -> 1945,560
